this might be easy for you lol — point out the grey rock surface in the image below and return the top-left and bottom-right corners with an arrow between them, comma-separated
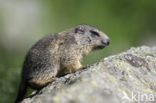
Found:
22,46 -> 156,103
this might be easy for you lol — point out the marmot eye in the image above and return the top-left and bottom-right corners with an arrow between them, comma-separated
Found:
75,28 -> 84,34
90,30 -> 100,37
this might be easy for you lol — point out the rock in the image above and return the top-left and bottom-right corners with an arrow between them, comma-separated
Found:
22,46 -> 156,103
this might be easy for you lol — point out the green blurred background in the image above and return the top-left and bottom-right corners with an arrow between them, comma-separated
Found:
0,0 -> 156,103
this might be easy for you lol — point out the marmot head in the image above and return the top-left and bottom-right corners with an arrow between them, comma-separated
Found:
73,24 -> 110,50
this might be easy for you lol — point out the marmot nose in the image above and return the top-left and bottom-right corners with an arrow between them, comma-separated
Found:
102,39 -> 110,46
106,39 -> 110,45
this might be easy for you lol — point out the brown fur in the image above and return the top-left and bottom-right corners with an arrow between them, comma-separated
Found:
15,24 -> 110,103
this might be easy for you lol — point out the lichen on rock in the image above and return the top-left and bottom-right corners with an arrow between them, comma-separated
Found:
22,46 -> 156,103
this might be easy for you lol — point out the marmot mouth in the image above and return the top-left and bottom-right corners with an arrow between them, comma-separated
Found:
94,45 -> 106,50
97,45 -> 105,49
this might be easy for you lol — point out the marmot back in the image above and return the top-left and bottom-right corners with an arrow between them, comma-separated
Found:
15,24 -> 110,103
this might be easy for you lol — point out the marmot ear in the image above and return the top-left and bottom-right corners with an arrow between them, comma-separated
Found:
74,27 -> 85,34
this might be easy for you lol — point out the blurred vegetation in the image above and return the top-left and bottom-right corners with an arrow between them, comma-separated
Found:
0,0 -> 156,103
